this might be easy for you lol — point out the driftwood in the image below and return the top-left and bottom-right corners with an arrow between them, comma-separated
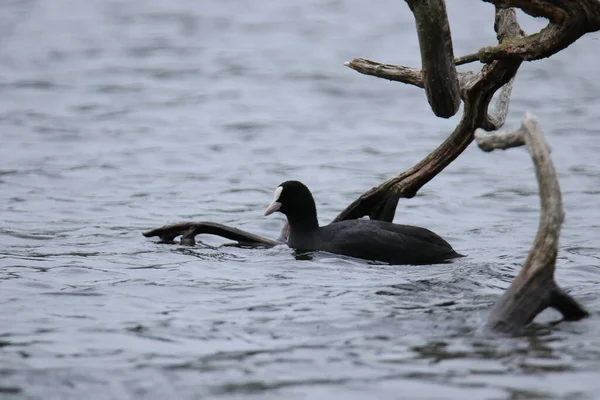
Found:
475,114 -> 589,332
143,222 -> 279,247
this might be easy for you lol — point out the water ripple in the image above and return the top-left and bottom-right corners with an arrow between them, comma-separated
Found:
0,0 -> 599,399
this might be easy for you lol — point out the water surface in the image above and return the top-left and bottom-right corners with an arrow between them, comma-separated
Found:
1,0 -> 600,399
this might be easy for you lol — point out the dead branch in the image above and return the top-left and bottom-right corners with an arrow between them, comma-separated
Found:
475,117 -> 525,151
335,0 -> 600,223
479,0 -> 600,62
405,0 -> 461,118
475,114 -> 589,332
454,52 -> 481,66
334,8 -> 523,223
344,58 -> 475,89
486,77 -> 514,130
142,222 -> 279,247
343,59 -> 424,88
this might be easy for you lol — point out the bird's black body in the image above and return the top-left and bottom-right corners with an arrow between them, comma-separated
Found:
265,181 -> 463,265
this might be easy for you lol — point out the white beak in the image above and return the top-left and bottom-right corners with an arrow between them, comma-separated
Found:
264,201 -> 282,216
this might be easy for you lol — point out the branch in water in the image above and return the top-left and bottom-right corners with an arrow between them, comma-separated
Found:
475,113 -> 589,332
143,222 -> 280,247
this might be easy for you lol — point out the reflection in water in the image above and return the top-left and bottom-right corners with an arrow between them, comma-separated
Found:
1,0 -> 599,398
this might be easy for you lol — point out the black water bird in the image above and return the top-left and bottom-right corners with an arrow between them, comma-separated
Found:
264,181 -> 463,265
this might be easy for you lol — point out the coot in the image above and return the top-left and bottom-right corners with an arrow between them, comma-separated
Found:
264,181 -> 463,265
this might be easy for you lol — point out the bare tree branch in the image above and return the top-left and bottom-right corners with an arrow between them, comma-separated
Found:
405,0 -> 461,118
475,122 -> 524,151
333,8 -> 523,223
483,0 -> 600,24
454,52 -> 480,65
343,59 -> 424,88
479,0 -> 600,62
486,77 -> 514,129
343,58 -> 476,89
476,114 -> 589,332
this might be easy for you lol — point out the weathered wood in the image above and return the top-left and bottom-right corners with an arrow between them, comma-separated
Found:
344,58 -> 475,89
454,52 -> 481,66
142,222 -> 280,247
475,117 -> 524,151
336,1 -> 600,224
334,8 -> 523,223
479,0 -> 600,62
343,59 -> 424,88
475,114 -> 589,332
405,0 -> 461,118
484,0 -> 600,24
486,77 -> 514,130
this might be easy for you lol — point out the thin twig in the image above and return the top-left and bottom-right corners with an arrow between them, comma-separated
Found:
344,58 -> 477,91
454,52 -> 480,65
343,59 -> 423,88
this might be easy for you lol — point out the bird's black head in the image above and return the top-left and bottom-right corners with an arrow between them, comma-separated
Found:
264,180 -> 319,231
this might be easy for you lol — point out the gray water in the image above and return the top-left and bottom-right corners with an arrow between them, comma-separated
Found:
1,0 -> 600,399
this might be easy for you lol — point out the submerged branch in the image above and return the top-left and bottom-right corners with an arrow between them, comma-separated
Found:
142,222 -> 280,247
475,114 -> 589,332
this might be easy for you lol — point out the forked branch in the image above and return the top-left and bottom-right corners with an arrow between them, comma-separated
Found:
334,8 -> 523,223
479,0 -> 600,62
475,114 -> 589,332
335,0 -> 600,224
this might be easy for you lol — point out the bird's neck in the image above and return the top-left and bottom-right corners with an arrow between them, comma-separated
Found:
287,214 -> 319,233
